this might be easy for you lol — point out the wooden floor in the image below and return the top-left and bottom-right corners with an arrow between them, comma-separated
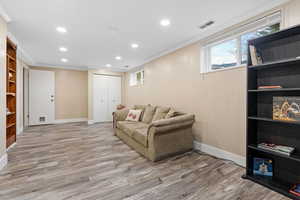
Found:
0,122 -> 288,200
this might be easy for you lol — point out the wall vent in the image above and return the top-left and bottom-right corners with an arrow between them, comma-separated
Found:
39,116 -> 46,122
199,21 -> 215,29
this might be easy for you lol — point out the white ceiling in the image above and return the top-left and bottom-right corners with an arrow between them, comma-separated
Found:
0,0 -> 289,71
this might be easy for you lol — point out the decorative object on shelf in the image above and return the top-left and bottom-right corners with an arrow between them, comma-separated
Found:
249,45 -> 263,65
258,143 -> 295,156
258,85 -> 282,89
6,108 -> 11,115
290,184 -> 300,197
253,157 -> 273,177
116,104 -> 126,110
8,72 -> 13,80
273,96 -> 300,122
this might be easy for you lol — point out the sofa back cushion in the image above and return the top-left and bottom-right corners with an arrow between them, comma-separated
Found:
134,105 -> 147,120
152,106 -> 170,122
165,108 -> 180,119
125,110 -> 143,122
142,105 -> 156,124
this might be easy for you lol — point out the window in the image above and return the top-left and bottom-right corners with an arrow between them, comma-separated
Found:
202,12 -> 281,73
129,70 -> 144,86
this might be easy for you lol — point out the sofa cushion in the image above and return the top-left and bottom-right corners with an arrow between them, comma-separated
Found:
142,105 -> 156,124
117,121 -> 148,137
132,128 -> 148,147
152,106 -> 170,122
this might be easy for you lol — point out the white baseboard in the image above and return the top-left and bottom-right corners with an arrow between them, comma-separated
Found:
193,141 -> 246,167
54,118 -> 88,124
88,120 -> 94,125
0,153 -> 8,171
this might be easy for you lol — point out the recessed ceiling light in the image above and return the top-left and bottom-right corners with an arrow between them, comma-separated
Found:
59,47 -> 68,52
61,58 -> 68,63
115,56 -> 122,60
106,64 -> 112,67
56,26 -> 67,33
160,19 -> 171,27
131,43 -> 139,49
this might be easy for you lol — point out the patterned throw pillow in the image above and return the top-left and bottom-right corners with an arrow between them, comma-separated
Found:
125,110 -> 143,122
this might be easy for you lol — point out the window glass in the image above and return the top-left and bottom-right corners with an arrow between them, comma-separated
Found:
210,39 -> 238,70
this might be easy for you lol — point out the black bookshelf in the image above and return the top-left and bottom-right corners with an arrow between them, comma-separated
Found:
243,24 -> 300,200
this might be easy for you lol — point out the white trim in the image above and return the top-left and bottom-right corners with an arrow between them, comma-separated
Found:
193,141 -> 246,167
88,120 -> 94,125
32,64 -> 88,71
0,153 -> 8,171
17,127 -> 24,135
0,5 -> 11,23
54,118 -> 88,124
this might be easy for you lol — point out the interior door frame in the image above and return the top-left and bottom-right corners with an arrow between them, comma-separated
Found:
92,73 -> 122,123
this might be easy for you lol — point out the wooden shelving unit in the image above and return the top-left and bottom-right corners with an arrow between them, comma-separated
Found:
6,38 -> 17,148
243,25 -> 300,199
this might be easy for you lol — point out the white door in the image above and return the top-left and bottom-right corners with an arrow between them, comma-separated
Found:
93,75 -> 109,122
107,76 -> 121,121
93,75 -> 121,122
29,70 -> 55,125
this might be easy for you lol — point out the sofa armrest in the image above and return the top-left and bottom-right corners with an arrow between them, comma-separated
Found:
149,114 -> 195,134
151,114 -> 195,127
113,108 -> 129,122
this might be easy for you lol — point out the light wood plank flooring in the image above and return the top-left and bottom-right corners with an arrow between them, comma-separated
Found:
0,122 -> 288,200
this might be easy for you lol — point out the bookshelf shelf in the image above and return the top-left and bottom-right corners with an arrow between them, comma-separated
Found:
6,93 -> 16,96
248,145 -> 300,163
248,57 -> 300,70
248,116 -> 300,125
248,88 -> 300,92
244,25 -> 300,199
7,123 -> 16,129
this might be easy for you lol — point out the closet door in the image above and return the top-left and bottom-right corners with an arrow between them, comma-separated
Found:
107,76 -> 122,121
93,75 -> 109,122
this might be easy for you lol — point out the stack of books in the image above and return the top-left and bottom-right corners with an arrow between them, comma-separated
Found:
249,45 -> 263,65
290,184 -> 300,197
258,85 -> 282,90
258,143 -> 295,156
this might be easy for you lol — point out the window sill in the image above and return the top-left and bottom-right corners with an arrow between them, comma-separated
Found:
202,64 -> 246,74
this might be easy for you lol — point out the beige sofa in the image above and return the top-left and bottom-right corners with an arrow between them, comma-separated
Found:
113,105 -> 195,161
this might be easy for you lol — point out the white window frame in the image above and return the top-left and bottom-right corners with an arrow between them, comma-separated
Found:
129,69 -> 144,86
201,11 -> 282,74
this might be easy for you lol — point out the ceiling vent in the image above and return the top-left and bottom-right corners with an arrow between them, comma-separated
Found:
199,21 -> 215,29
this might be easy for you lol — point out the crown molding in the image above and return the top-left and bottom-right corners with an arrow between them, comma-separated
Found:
31,63 -> 88,71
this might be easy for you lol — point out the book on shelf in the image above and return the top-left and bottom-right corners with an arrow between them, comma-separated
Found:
258,143 -> 295,156
258,86 -> 282,89
249,45 -> 263,66
290,184 -> 300,197
253,157 -> 273,177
